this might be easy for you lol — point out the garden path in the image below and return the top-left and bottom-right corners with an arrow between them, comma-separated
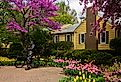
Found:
0,66 -> 66,82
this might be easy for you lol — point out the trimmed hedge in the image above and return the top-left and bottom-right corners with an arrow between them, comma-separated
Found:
52,49 -> 117,65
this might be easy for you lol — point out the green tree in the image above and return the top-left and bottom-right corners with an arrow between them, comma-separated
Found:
30,28 -> 52,58
52,1 -> 78,24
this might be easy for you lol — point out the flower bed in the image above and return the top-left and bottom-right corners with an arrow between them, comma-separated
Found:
0,56 -> 15,66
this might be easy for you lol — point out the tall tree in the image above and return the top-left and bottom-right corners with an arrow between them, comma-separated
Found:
0,0 -> 60,48
79,0 -> 121,32
0,0 -> 60,69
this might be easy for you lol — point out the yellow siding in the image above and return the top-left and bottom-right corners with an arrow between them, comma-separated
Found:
74,21 -> 86,50
96,21 -> 115,50
58,34 -> 65,41
58,34 -> 74,43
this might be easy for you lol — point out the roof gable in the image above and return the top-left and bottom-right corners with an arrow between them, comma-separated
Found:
52,23 -> 81,34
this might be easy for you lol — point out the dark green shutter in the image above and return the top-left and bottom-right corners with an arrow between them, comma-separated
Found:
79,34 -> 80,44
70,34 -> 72,42
58,35 -> 59,42
98,33 -> 100,44
106,31 -> 109,44
65,34 -> 66,41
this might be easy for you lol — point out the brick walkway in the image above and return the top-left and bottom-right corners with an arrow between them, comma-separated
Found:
0,66 -> 66,82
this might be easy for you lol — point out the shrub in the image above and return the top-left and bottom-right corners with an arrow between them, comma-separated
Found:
0,48 -> 8,57
8,42 -> 24,58
31,29 -> 53,58
110,38 -> 121,55
53,41 -> 74,50
89,52 -> 112,65
111,56 -> 121,63
71,50 -> 97,63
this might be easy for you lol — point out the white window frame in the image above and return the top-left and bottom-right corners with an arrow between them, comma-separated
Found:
66,34 -> 71,42
54,35 -> 59,43
80,33 -> 85,44
100,31 -> 106,44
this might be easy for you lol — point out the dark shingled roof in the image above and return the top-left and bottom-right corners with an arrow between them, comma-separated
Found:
53,23 -> 81,34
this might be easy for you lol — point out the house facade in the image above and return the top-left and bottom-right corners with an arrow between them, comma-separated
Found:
52,21 -> 86,50
52,7 -> 119,50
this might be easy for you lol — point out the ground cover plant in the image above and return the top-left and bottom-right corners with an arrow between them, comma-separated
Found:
54,58 -> 121,82
57,59 -> 105,82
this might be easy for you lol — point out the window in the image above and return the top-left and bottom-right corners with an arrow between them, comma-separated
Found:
54,35 -> 59,43
99,31 -> 109,44
65,34 -> 71,42
100,32 -> 106,43
79,34 -> 85,44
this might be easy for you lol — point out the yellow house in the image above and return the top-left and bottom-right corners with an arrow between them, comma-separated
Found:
52,20 -> 86,50
52,7 -> 119,50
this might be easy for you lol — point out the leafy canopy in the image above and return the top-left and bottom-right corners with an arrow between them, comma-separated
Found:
1,0 -> 60,33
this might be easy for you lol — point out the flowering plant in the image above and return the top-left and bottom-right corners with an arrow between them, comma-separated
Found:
79,0 -> 121,32
1,0 -> 60,65
64,61 -> 101,76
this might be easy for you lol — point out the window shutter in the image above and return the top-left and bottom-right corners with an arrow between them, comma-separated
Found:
65,34 -> 66,41
106,31 -> 109,44
58,35 -> 59,42
79,34 -> 80,44
98,33 -> 100,44
70,34 -> 72,42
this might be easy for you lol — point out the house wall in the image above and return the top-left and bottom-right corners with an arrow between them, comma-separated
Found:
96,22 -> 115,50
58,33 -> 74,42
58,34 -> 65,41
74,21 -> 86,50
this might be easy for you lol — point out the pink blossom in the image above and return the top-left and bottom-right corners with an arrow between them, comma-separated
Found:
7,21 -> 28,33
53,59 -> 65,63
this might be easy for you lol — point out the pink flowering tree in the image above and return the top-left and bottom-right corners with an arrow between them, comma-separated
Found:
1,0 -> 60,47
79,0 -> 121,32
1,0 -> 60,69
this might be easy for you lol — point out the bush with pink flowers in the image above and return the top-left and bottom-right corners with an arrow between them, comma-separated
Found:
101,62 -> 121,82
63,61 -> 101,76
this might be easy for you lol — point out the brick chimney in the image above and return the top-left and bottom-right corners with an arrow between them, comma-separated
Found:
85,7 -> 98,50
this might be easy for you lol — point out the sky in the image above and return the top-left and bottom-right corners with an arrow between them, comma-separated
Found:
56,0 -> 84,22
56,0 -> 92,15
56,0 -> 83,15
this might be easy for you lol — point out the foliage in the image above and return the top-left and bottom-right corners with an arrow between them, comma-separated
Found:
89,52 -> 112,65
100,62 -> 121,81
111,56 -> 121,63
0,56 -> 15,61
53,41 -> 74,50
0,27 -> 20,48
0,56 -> 15,66
64,69 -> 79,76
79,0 -> 121,32
0,0 -> 60,59
73,72 -> 105,82
0,61 -> 15,66
59,77 -> 74,82
8,42 -> 24,58
53,49 -> 113,65
0,48 -> 8,56
31,28 -> 52,57
52,1 -> 77,24
1,0 -> 60,31
71,50 -> 97,62
60,71 -> 105,82
52,13 -> 74,24
110,38 -> 121,54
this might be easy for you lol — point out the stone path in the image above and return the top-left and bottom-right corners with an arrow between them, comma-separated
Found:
0,66 -> 66,82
